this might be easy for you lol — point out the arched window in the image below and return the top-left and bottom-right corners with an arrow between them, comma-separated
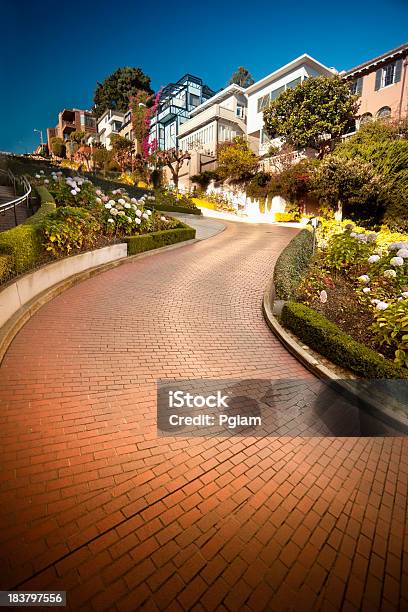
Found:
376,106 -> 391,119
359,113 -> 373,125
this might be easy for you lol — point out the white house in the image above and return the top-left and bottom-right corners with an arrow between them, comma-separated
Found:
246,54 -> 337,156
96,109 -> 125,150
178,84 -> 247,156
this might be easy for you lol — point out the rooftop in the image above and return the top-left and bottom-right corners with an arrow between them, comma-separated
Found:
343,42 -> 408,77
189,84 -> 246,117
245,54 -> 337,95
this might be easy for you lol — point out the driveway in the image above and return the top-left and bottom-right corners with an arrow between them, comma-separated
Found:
0,220 -> 406,610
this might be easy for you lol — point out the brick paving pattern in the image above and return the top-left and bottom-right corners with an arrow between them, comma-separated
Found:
0,222 -> 407,610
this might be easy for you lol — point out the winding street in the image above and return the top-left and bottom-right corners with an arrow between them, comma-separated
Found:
0,219 -> 407,610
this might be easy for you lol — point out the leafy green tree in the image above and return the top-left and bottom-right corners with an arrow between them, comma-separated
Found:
92,147 -> 113,177
110,134 -> 135,172
50,136 -> 66,158
191,170 -> 220,191
93,67 -> 153,119
311,156 -> 386,222
229,67 -> 254,88
69,131 -> 85,143
334,120 -> 408,230
217,137 -> 258,183
263,76 -> 359,156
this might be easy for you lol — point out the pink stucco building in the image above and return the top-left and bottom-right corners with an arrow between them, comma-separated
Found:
343,42 -> 408,128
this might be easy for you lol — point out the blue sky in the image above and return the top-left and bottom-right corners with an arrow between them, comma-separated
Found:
1,0 -> 407,153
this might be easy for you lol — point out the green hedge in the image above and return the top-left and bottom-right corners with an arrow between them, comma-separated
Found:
0,224 -> 43,274
273,228 -> 313,300
0,254 -> 13,283
126,224 -> 196,256
25,186 -> 56,226
155,204 -> 202,215
281,301 -> 408,379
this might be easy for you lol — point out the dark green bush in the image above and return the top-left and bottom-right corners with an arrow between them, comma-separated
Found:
281,301 -> 408,379
25,186 -> 56,225
0,224 -> 43,273
273,228 -> 313,299
154,203 -> 201,215
126,224 -> 196,255
0,254 -> 13,283
41,207 -> 101,257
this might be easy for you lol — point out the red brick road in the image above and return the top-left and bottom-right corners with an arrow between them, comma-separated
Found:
0,222 -> 407,610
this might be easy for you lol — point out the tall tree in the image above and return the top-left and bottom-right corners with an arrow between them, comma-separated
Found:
93,67 -> 153,119
110,134 -> 135,172
229,67 -> 254,88
263,76 -> 359,156
156,149 -> 191,191
217,137 -> 258,183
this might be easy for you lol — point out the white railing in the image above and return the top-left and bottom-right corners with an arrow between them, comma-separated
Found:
0,169 -> 32,226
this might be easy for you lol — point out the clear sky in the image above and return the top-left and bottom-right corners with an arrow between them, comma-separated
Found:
1,0 -> 407,153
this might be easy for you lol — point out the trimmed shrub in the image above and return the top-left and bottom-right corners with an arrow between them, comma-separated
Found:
0,254 -> 13,283
281,301 -> 408,379
273,229 -> 313,300
126,225 -> 196,255
275,212 -> 300,223
155,203 -> 201,215
25,186 -> 56,225
0,224 -> 43,274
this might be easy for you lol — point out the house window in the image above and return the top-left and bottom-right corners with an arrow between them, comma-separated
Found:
360,112 -> 373,125
286,77 -> 302,90
257,94 -> 270,113
377,106 -> 391,119
189,93 -> 200,107
236,104 -> 244,118
270,85 -> 285,101
350,77 -> 363,96
375,59 -> 403,90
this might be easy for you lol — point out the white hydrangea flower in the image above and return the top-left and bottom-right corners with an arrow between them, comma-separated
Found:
396,248 -> 408,258
136,209 -> 142,218
135,218 -> 141,224
124,203 -> 131,209
401,292 -> 408,298
368,255 -> 380,264
146,210 -> 152,216
52,175 -> 58,181
126,216 -> 132,222
319,290 -> 328,303
105,203 -> 112,209
70,189 -> 77,195
96,197 -> 102,204
111,209 -> 118,216
131,198 -> 137,204
96,189 -> 102,195
44,179 -> 49,183
160,216 -> 167,221
376,301 -> 389,311
384,269 -> 397,279
35,174 -> 41,178
362,287 -> 371,293
390,256 -> 404,267
371,299 -> 380,304
40,170 -> 44,174
118,198 -> 125,205
142,212 -> 148,219
108,218 -> 114,223
358,275 -> 370,284
108,200 -> 115,206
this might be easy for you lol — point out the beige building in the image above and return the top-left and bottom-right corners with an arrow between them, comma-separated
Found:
343,42 -> 408,128
176,84 -> 247,188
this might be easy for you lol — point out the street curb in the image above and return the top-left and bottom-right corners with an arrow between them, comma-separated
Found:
0,238 -> 196,365
262,276 -> 408,434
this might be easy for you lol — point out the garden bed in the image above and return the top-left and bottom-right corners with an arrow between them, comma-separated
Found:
272,220 -> 408,379
0,172 -> 196,287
